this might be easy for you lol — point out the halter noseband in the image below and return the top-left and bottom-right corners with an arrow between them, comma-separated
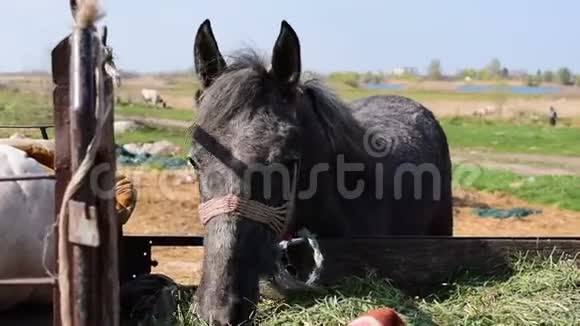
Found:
198,161 -> 300,239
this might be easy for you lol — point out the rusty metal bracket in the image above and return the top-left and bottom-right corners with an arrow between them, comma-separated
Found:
68,200 -> 100,247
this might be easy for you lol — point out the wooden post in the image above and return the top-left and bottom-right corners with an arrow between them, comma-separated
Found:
68,26 -> 99,326
52,34 -> 72,326
59,23 -> 119,326
94,47 -> 121,326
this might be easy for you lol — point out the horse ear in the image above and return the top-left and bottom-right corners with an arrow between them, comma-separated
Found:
270,21 -> 301,88
70,0 -> 78,19
194,19 -> 226,89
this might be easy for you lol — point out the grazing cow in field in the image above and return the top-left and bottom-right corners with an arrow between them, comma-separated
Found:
473,105 -> 497,117
141,88 -> 167,108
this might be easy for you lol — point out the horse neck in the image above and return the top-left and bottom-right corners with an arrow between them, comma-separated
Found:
295,96 -> 374,236
319,105 -> 368,166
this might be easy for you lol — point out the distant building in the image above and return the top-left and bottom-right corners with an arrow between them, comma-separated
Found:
509,70 -> 528,80
392,66 -> 418,77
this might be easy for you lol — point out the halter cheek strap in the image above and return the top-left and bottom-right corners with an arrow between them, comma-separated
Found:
198,161 -> 300,239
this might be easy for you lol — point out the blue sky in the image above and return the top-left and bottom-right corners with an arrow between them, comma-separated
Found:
1,0 -> 578,74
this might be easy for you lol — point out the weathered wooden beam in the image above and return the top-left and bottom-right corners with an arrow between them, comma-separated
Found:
288,237 -> 580,295
120,235 -> 580,296
52,33 -> 72,326
66,25 -> 121,326
94,53 -> 120,326
68,26 -> 100,326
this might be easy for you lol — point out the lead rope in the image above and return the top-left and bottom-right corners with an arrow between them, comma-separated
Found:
273,159 -> 325,290
277,228 -> 324,286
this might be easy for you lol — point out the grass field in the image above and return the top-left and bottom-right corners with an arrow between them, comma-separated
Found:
115,125 -> 191,147
442,117 -> 580,156
0,89 -> 52,124
173,256 -> 579,325
453,165 -> 580,211
116,104 -> 194,122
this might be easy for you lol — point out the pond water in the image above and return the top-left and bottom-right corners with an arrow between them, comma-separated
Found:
363,83 -> 560,95
364,83 -> 406,91
456,84 -> 560,95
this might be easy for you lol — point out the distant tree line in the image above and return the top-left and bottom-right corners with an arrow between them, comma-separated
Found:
320,57 -> 580,89
446,58 -> 578,87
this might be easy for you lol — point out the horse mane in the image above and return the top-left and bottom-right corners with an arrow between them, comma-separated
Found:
300,79 -> 364,155
194,50 -> 269,131
194,50 -> 363,156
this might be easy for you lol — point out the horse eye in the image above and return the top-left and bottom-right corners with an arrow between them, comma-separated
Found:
187,156 -> 199,169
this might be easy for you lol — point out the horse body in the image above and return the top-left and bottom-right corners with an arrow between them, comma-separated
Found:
346,95 -> 452,235
284,92 -> 452,240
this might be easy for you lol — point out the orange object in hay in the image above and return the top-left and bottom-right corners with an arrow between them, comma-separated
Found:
347,308 -> 405,326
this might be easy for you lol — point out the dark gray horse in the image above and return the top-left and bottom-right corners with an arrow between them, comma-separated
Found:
189,19 -> 452,325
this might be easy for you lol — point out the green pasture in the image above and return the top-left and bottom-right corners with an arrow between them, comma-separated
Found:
441,117 -> 580,157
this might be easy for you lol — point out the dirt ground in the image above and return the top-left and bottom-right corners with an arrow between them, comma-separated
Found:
120,168 -> 580,284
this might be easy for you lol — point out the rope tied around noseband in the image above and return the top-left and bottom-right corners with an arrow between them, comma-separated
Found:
198,161 -> 301,237
199,194 -> 288,235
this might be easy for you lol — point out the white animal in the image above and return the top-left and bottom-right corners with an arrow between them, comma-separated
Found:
0,142 -> 136,311
0,144 -> 55,310
473,105 -> 498,117
141,88 -> 167,108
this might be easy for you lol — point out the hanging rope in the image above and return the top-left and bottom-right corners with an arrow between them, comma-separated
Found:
275,228 -> 325,293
